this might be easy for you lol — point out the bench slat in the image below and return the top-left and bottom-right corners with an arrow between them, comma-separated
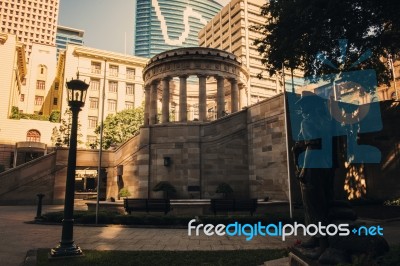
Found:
124,198 -> 171,214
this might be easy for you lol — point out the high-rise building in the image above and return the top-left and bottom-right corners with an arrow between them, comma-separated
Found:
0,0 -> 59,63
199,0 -> 303,102
56,25 -> 84,56
134,0 -> 224,58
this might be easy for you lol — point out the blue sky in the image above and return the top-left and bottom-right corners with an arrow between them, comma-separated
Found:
58,0 -> 135,55
58,0 -> 229,55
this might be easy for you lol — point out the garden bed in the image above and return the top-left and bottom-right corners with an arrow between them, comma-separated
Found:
39,210 -> 305,226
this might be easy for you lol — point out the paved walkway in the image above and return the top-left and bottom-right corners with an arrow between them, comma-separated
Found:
0,205 -> 399,266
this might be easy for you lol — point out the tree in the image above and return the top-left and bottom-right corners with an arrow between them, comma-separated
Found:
216,182 -> 234,199
152,181 -> 177,199
118,187 -> 131,199
50,109 -> 83,147
253,0 -> 400,86
95,105 -> 144,149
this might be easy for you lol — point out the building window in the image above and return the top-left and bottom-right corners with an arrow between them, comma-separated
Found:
88,116 -> 98,128
125,101 -> 134,109
34,96 -> 44,105
109,81 -> 118,93
20,94 -> 25,102
89,97 -> 99,109
36,80 -> 45,90
90,79 -> 100,91
126,83 -> 134,95
26,129 -> 41,142
54,81 -> 59,90
87,135 -> 97,148
126,68 -> 135,79
109,65 -> 118,77
53,97 -> 58,105
108,100 -> 117,111
91,61 -> 101,74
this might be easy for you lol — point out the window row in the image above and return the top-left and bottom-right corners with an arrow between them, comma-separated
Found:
90,62 -> 136,79
88,99 -> 134,111
32,95 -> 57,106
89,79 -> 135,95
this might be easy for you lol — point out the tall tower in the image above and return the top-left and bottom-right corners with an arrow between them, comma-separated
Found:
0,0 -> 60,63
134,0 -> 223,58
199,0 -> 303,102
56,25 -> 84,57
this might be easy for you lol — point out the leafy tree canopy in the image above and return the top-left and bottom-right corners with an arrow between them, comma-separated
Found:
51,109 -> 82,147
253,0 -> 400,85
95,105 -> 144,149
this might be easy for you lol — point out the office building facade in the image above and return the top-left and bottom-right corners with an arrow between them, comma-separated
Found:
0,0 -> 59,63
134,0 -> 223,58
56,25 -> 84,56
199,0 -> 303,103
58,45 -> 148,148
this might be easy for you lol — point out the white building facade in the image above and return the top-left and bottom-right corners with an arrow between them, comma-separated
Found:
58,45 -> 149,148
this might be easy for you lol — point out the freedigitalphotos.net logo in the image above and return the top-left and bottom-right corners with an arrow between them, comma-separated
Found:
288,39 -> 383,168
188,219 -> 384,241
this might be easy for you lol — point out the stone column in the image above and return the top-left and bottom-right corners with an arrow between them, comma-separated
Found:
239,83 -> 247,109
161,77 -> 171,123
179,75 -> 188,122
216,75 -> 225,118
144,84 -> 150,126
230,78 -> 239,113
198,75 -> 207,122
149,80 -> 159,125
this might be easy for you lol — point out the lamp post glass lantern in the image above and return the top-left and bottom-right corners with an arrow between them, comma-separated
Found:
50,77 -> 89,257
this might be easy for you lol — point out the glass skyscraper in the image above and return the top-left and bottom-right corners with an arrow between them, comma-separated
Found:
56,25 -> 84,57
135,0 -> 223,58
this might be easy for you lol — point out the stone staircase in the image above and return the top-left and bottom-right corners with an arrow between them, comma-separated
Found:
0,152 -> 61,205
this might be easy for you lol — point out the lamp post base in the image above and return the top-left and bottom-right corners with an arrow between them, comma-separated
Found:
50,242 -> 83,258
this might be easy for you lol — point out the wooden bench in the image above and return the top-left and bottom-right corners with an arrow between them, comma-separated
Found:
210,199 -> 258,216
123,198 -> 171,214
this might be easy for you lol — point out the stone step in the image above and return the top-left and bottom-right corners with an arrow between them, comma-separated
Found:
263,257 -> 289,266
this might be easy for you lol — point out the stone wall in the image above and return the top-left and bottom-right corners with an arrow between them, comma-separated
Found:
0,144 -> 14,170
52,148 -> 114,204
247,94 -> 289,200
112,132 -> 149,199
114,111 -> 251,199
110,94 -> 289,200
0,152 -> 57,205
1,94 -> 397,204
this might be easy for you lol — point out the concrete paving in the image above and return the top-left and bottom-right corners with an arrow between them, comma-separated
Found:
0,205 -> 399,266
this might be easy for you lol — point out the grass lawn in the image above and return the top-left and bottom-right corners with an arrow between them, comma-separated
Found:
37,249 -> 287,266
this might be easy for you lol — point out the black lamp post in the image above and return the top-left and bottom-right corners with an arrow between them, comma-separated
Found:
50,77 -> 89,258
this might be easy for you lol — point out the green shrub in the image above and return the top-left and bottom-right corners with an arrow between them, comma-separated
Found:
118,187 -> 131,198
41,210 -> 302,226
152,181 -> 177,199
9,106 -> 20,119
42,211 -> 64,223
20,113 -> 50,121
216,182 -> 234,198
49,110 -> 61,122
